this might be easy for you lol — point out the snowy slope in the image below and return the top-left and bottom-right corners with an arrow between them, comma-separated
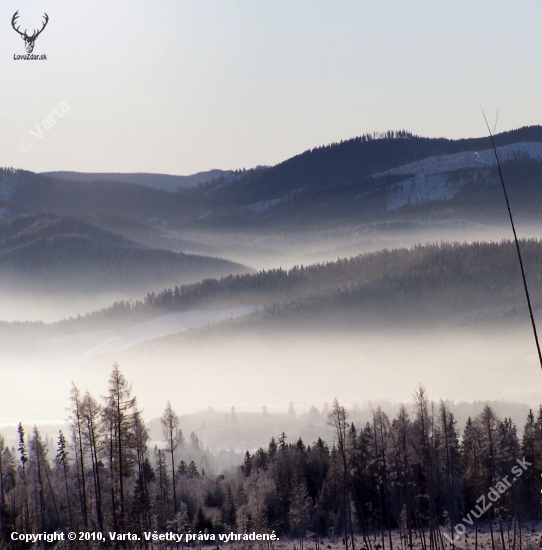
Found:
376,142 -> 542,210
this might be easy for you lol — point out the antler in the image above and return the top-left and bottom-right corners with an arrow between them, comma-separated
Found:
29,13 -> 49,39
11,11 -> 49,40
11,11 -> 25,37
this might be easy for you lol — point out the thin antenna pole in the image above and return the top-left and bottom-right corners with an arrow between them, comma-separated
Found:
481,109 -> 542,371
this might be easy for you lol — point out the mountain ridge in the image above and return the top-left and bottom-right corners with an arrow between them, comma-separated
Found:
40,169 -> 233,192
203,126 -> 542,204
3,126 -> 542,233
0,213 -> 250,294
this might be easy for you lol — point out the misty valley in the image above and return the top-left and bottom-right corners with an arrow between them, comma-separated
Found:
2,128 -> 542,546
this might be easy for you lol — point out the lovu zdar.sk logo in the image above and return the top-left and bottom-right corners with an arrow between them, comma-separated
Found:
12,11 -> 49,60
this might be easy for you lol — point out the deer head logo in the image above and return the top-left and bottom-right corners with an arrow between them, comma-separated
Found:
12,11 -> 49,54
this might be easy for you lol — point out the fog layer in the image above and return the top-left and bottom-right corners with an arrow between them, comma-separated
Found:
2,326 -> 541,427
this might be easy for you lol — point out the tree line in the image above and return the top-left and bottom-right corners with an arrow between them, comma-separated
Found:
1,367 -> 541,549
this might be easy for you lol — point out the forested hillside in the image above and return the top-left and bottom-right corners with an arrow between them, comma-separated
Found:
42,169 -> 233,192
1,365 -> 541,546
50,239 -> 542,336
191,154 -> 542,230
0,213 -> 249,293
0,168 -> 214,225
202,127 -> 542,204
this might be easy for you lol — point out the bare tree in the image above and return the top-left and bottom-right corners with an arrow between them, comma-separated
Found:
328,399 -> 355,550
81,391 -> 104,532
133,410 -> 151,530
69,384 -> 88,529
161,401 -> 181,514
102,364 -> 137,529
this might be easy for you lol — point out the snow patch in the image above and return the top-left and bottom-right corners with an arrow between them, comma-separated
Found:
386,174 -> 459,210
243,199 -> 281,213
378,142 -> 542,179
79,305 -> 261,358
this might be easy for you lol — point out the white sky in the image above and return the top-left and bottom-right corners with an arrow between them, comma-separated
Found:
1,0 -> 541,175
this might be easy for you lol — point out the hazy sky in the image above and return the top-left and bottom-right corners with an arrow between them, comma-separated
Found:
1,1 -> 541,175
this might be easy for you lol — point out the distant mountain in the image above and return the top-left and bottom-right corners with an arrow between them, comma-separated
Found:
0,213 -> 249,293
190,127 -> 542,229
4,126 -> 542,235
40,169 -> 233,192
78,213 -> 217,256
0,168 -> 215,226
204,126 -> 542,204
